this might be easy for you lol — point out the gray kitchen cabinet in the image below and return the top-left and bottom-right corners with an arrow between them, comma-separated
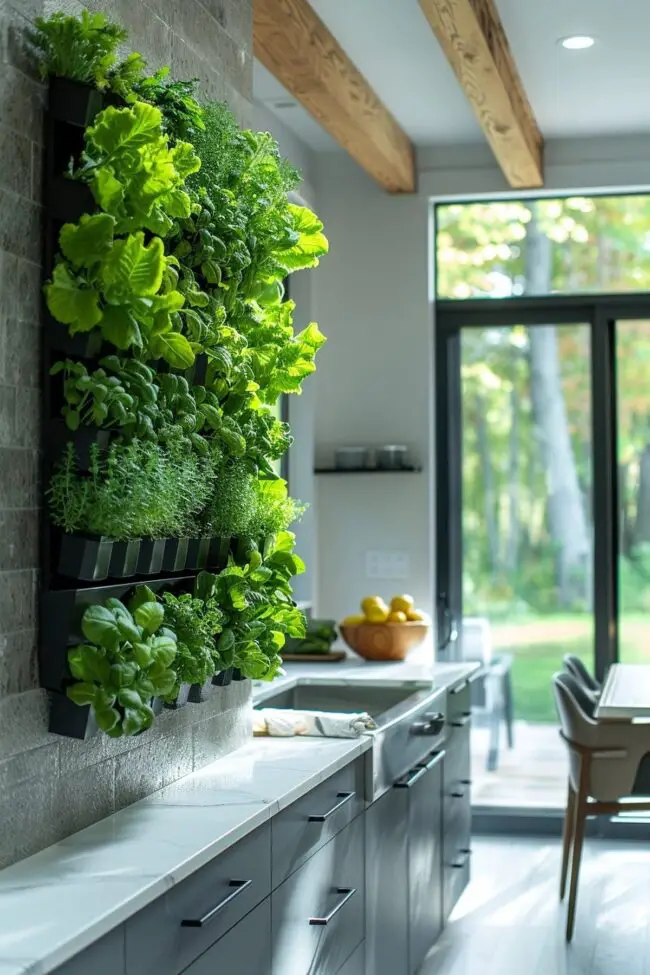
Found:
52,926 -> 125,975
365,785 -> 409,975
181,898 -> 272,975
272,757 -> 365,886
338,942 -> 365,975
272,813 -> 365,975
125,823 -> 271,975
404,749 -> 444,974
444,681 -> 472,922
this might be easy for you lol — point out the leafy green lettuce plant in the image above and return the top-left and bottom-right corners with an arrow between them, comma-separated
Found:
66,593 -> 177,736
28,11 -> 127,88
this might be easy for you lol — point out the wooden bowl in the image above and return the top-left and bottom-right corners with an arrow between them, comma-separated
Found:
339,622 -> 429,662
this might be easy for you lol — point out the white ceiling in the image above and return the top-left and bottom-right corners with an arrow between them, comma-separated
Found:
253,0 -> 650,152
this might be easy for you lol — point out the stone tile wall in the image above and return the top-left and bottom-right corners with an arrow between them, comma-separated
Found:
0,0 -> 254,870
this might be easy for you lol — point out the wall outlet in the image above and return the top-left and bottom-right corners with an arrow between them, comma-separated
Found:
365,550 -> 410,580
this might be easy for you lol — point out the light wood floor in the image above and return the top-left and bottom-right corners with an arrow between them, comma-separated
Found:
472,721 -> 568,808
420,836 -> 650,974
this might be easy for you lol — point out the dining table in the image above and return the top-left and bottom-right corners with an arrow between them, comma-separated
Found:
595,663 -> 650,721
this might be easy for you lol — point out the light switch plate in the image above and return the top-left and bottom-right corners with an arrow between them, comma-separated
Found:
366,550 -> 410,580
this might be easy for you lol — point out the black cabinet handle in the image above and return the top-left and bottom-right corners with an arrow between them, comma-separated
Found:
396,749 -> 445,788
451,852 -> 471,869
460,779 -> 472,786
309,887 -> 357,926
411,711 -> 445,736
450,681 -> 468,695
450,713 -> 471,728
181,879 -> 252,927
450,790 -> 465,798
309,791 -> 355,822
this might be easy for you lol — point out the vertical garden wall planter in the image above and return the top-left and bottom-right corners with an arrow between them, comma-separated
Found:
109,540 -> 141,579
164,683 -> 192,710
213,668 -> 234,687
207,536 -> 231,570
188,679 -> 215,704
187,536 -> 210,571
49,691 -> 99,740
49,422 -> 112,473
163,537 -> 190,573
48,76 -> 107,127
57,533 -> 114,582
137,539 -> 167,576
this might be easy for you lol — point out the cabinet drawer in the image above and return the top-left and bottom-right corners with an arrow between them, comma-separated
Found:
338,941 -> 365,975
272,758 -> 365,886
448,680 -> 471,731
272,814 -> 365,975
125,823 -> 271,975
182,898 -> 271,975
53,927 -> 125,975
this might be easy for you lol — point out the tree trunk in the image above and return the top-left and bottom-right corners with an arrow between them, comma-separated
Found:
475,392 -> 500,572
633,445 -> 650,547
526,206 -> 591,606
506,383 -> 520,573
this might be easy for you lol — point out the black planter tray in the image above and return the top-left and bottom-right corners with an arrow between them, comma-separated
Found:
47,421 -> 113,473
48,76 -> 108,128
45,313 -> 104,358
186,536 -> 210,571
163,536 -> 190,573
206,536 -> 231,570
39,574 -> 196,693
164,683 -> 192,710
48,691 -> 99,740
188,678 -> 216,704
57,532 -> 114,582
109,539 -> 141,579
213,667 -> 234,687
137,538 -> 167,576
46,174 -> 96,223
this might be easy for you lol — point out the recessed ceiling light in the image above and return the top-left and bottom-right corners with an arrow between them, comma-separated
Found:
559,34 -> 596,50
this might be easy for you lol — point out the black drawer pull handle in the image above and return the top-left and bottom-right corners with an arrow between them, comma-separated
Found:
181,879 -> 252,928
460,779 -> 472,786
451,714 -> 471,728
396,750 -> 445,788
450,791 -> 465,798
309,887 -> 357,926
309,791 -> 355,822
452,852 -> 471,869
411,711 -> 445,736
450,682 -> 468,695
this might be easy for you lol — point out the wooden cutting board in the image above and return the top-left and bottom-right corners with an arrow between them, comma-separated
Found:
281,651 -> 347,663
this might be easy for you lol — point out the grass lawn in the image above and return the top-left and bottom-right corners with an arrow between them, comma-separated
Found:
490,615 -> 650,723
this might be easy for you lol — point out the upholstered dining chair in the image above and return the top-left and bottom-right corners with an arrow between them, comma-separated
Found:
553,671 -> 650,941
562,654 -> 601,695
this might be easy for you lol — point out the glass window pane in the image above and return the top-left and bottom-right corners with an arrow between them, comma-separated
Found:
436,195 -> 650,299
460,324 -> 594,808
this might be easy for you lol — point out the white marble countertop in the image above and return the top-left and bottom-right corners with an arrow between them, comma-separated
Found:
0,659 -> 475,975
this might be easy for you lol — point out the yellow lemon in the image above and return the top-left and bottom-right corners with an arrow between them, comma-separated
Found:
391,594 -> 415,614
342,614 -> 365,626
406,609 -> 429,623
366,604 -> 389,623
387,610 -> 408,624
361,595 -> 385,614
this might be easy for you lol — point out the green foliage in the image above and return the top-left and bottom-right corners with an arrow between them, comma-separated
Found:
48,439 -> 213,539
201,532 -> 306,681
28,11 -> 127,87
248,478 -> 305,539
67,594 -> 177,737
201,459 -> 257,538
161,584 -> 224,686
132,69 -> 205,142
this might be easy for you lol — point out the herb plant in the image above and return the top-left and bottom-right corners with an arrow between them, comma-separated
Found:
29,11 -> 127,88
66,593 -> 178,736
161,586 -> 224,686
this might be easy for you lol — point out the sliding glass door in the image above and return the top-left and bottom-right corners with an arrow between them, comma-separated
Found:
434,192 -> 650,821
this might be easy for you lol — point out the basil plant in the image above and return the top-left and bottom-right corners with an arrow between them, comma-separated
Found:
66,589 -> 178,737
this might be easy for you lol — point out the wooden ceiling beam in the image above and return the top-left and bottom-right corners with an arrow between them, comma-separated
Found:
419,0 -> 544,188
253,0 -> 416,193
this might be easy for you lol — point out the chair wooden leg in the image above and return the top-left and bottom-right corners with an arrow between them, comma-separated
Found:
566,787 -> 587,942
560,781 -> 575,902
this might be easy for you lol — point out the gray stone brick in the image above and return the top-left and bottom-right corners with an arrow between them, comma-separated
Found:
0,688 -> 51,756
5,322 -> 40,387
0,773 -> 59,870
0,124 -> 34,198
199,0 -> 252,49
171,0 -> 252,99
0,447 -> 39,508
0,384 -> 16,445
0,509 -> 39,570
0,62 -> 44,142
113,731 -> 193,809
51,759 -> 116,838
15,258 -> 42,324
85,0 -> 172,71
58,728 -> 106,774
15,386 -> 40,447
192,701 -> 252,770
0,738 -> 59,789
0,188 -> 41,262
0,628 -> 37,695
0,569 -> 37,633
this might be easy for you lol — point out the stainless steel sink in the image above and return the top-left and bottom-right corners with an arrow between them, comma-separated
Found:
254,679 -> 449,800
255,683 -> 419,722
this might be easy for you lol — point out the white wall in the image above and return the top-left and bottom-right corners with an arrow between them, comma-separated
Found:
311,135 -> 650,630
